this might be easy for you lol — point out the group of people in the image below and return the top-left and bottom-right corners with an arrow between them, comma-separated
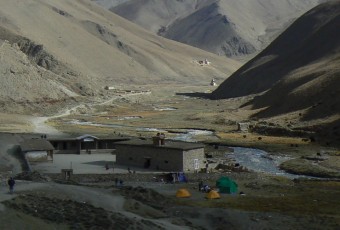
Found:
198,181 -> 212,193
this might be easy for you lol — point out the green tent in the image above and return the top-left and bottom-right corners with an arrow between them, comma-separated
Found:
216,176 -> 238,194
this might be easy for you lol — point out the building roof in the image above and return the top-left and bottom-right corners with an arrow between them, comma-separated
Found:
20,139 -> 54,152
115,139 -> 205,150
48,136 -> 130,142
76,134 -> 99,140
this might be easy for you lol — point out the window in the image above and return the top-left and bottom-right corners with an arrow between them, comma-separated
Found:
194,159 -> 199,170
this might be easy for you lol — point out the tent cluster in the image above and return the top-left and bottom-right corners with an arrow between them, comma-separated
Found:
176,177 -> 238,199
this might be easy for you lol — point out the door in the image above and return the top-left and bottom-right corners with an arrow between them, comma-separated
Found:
144,157 -> 151,168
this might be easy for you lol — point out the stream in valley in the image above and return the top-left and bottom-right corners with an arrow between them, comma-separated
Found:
68,119 -> 214,142
229,147 -> 294,177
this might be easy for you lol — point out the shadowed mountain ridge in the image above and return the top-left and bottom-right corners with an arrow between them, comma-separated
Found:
211,1 -> 340,138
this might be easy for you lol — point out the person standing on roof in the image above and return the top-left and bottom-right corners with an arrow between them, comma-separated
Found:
7,177 -> 15,194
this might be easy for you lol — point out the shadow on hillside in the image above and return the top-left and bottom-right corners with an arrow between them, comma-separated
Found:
175,92 -> 211,99
304,119 -> 340,147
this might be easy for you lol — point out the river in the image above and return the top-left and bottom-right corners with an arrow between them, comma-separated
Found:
229,147 -> 293,177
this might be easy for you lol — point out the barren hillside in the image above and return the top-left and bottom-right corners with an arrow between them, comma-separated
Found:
0,0 -> 240,114
211,0 -> 340,143
94,0 -> 322,58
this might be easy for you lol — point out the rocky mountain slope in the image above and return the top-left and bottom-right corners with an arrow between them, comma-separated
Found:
211,1 -> 340,144
0,0 -> 240,114
94,0 -> 322,58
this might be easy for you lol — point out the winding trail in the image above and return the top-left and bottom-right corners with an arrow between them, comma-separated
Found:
28,105 -> 81,136
28,91 -> 147,136
29,117 -> 63,136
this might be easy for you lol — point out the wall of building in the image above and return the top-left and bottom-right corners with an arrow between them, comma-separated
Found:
115,145 -> 184,171
50,140 -> 117,154
182,148 -> 205,172
51,141 -> 79,154
25,151 -> 48,162
98,140 -> 116,149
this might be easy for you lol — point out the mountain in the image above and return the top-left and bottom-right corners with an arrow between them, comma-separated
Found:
0,0 -> 240,114
93,0 -> 322,58
211,0 -> 340,143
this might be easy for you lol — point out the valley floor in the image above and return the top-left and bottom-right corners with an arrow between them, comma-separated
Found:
0,84 -> 339,229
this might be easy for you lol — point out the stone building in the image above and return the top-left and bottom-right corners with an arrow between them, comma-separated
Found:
48,135 -> 130,154
114,136 -> 205,172
237,122 -> 250,132
20,139 -> 55,162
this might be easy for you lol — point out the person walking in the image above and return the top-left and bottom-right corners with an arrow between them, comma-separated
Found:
7,177 -> 15,194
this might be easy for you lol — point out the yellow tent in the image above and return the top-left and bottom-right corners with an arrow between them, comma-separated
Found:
206,190 -> 220,199
176,188 -> 191,198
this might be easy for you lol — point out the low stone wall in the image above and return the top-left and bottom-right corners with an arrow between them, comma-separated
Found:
46,172 -> 250,183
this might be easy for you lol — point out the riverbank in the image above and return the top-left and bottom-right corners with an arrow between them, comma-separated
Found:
204,132 -> 340,179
